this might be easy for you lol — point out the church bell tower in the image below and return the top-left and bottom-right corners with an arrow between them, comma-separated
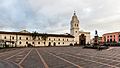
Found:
70,11 -> 80,44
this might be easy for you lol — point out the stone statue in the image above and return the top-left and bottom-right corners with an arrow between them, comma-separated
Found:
95,30 -> 98,36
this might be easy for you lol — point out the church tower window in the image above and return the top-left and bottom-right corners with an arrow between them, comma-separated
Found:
70,11 -> 79,36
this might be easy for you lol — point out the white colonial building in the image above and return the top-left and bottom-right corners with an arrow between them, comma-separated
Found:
0,12 -> 90,47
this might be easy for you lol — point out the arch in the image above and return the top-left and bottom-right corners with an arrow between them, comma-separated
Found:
77,24 -> 78,27
75,24 -> 76,26
79,34 -> 86,45
70,43 -> 73,46
53,42 -> 56,46
48,42 -> 51,46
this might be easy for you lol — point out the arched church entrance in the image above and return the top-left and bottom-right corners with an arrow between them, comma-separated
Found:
53,42 -> 56,46
79,34 -> 86,45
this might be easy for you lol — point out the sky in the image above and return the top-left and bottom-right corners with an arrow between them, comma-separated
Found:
0,0 -> 120,38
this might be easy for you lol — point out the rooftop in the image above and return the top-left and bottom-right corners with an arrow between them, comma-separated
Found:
0,31 -> 74,38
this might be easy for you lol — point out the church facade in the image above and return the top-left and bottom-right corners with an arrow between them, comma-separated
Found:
0,12 -> 90,47
70,12 -> 90,45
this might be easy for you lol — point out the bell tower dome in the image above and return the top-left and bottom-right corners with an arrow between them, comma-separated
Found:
70,11 -> 80,44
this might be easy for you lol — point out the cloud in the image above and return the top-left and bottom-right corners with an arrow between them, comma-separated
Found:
0,0 -> 120,38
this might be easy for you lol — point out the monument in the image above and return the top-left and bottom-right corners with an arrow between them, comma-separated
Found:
94,30 -> 99,45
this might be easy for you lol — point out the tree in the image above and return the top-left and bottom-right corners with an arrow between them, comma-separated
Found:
31,31 -> 39,47
41,33 -> 48,46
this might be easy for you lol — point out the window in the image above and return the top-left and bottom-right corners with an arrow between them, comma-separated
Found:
38,38 -> 40,40
19,41 -> 22,44
110,35 -> 112,37
44,42 -> 45,44
38,42 -> 40,44
114,39 -> 115,41
119,35 -> 120,37
26,37 -> 28,40
119,39 -> 120,41
67,39 -> 68,41
26,42 -> 28,44
76,31 -> 77,33
12,37 -> 14,40
114,35 -> 115,38
32,42 -> 34,44
63,42 -> 64,44
4,36 -> 6,39
54,38 -> 55,41
110,39 -> 112,42
49,38 -> 51,40
77,24 -> 78,27
107,36 -> 109,38
19,37 -> 21,40
75,24 -> 76,26
58,42 -> 60,44
58,39 -> 60,41
107,39 -> 109,42
63,39 -> 64,41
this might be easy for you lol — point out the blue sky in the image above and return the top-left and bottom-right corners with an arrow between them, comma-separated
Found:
0,0 -> 120,38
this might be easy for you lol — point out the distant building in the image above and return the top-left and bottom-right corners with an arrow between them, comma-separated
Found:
102,32 -> 120,45
0,12 -> 90,47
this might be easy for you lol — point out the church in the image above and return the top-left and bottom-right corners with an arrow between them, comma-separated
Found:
0,12 -> 90,47
70,12 -> 90,45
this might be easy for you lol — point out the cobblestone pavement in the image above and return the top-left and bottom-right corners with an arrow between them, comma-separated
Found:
0,47 -> 120,68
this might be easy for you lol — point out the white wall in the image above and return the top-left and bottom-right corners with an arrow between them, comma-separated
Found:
0,34 -> 74,47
